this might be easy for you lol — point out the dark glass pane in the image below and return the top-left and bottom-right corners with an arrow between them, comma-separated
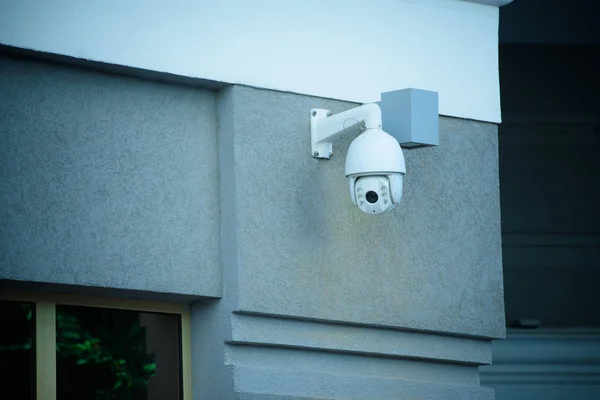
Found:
0,300 -> 35,400
56,305 -> 181,400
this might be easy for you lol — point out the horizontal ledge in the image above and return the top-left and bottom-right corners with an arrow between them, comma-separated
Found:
480,364 -> 600,384
229,313 -> 492,365
234,365 -> 494,400
506,328 -> 600,335
487,332 -> 600,365
501,232 -> 600,268
502,233 -> 600,248
236,394 -> 338,400
0,44 -> 228,91
501,111 -> 600,125
502,247 -> 599,269
0,278 -> 217,303
226,344 -> 481,387
232,310 -> 502,340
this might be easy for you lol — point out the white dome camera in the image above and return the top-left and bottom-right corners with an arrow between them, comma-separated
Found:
310,104 -> 406,215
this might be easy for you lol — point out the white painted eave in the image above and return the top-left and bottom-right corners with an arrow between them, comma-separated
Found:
0,0 -> 504,123
462,0 -> 514,6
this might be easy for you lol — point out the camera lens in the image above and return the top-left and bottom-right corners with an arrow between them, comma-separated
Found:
365,191 -> 378,204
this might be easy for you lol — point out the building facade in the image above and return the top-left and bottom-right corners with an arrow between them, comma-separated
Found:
1,1 -> 511,399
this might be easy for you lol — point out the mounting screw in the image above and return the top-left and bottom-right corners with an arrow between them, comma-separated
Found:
326,111 -> 332,117
313,151 -> 319,157
311,110 -> 317,117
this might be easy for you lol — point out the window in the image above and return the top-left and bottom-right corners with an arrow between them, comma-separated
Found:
0,292 -> 191,400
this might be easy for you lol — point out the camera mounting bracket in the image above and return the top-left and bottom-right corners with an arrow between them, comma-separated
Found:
310,103 -> 382,159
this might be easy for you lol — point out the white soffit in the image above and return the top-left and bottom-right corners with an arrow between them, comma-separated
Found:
462,0 -> 514,6
0,0 -> 503,123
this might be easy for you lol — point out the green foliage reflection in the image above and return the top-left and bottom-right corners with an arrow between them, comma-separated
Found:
56,306 -> 156,399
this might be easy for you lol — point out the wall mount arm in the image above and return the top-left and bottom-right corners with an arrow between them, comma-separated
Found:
310,103 -> 382,159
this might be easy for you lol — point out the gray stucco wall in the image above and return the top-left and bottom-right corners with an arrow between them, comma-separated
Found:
224,86 -> 504,339
0,55 -> 505,399
0,56 -> 221,297
191,85 -> 504,400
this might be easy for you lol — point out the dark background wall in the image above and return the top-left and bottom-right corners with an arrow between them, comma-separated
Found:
498,15 -> 600,326
500,0 -> 600,45
478,2 -> 600,398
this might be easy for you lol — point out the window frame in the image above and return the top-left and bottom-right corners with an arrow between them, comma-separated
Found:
0,290 -> 192,400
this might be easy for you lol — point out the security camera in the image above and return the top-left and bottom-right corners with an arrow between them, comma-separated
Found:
310,103 -> 406,215
346,128 -> 405,214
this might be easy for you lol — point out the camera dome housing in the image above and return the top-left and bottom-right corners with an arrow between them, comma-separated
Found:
345,128 -> 406,177
345,128 -> 406,214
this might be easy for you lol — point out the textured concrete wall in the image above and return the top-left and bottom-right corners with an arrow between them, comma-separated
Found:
191,85 -> 504,400
0,56 -> 504,398
0,56 -> 220,297
227,86 -> 504,339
